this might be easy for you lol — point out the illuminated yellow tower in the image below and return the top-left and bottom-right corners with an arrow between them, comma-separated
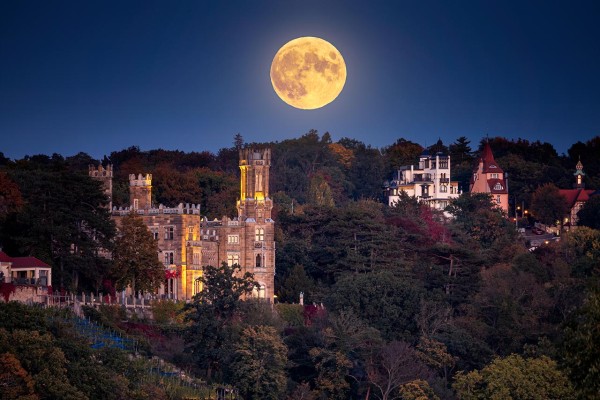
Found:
237,148 -> 273,221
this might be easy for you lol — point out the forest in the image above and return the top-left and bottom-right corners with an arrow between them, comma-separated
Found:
0,132 -> 600,399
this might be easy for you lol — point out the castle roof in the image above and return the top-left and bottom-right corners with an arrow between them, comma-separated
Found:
480,142 -> 504,173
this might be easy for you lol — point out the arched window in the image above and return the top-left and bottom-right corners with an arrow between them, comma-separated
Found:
256,254 -> 262,268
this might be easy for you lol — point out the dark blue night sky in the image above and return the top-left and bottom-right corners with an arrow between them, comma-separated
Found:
1,0 -> 599,159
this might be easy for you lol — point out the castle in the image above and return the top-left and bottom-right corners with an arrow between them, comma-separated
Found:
90,148 -> 275,302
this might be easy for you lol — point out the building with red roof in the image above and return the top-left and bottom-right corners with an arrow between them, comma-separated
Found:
470,142 -> 509,213
0,251 -> 52,286
559,160 -> 595,226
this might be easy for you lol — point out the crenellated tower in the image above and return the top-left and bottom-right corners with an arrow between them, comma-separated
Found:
129,173 -> 152,210
89,164 -> 113,209
237,148 -> 273,222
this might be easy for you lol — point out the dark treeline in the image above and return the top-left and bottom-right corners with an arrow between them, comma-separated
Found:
1,132 -> 600,399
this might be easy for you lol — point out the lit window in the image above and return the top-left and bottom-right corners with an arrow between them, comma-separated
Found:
255,228 -> 264,241
227,253 -> 240,266
188,226 -> 194,240
227,235 -> 239,244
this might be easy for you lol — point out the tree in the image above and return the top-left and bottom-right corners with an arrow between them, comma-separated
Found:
561,290 -> 600,399
530,183 -> 570,226
365,341 -> 433,400
0,172 -> 23,220
230,325 -> 287,400
0,352 -> 39,400
112,212 -> 164,294
453,354 -> 575,400
184,262 -> 258,379
327,271 -> 423,341
577,194 -> 600,230
3,168 -> 115,291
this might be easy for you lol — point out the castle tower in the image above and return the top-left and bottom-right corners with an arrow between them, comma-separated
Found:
237,148 -> 273,221
470,142 -> 509,213
574,159 -> 585,188
129,173 -> 152,210
89,164 -> 113,210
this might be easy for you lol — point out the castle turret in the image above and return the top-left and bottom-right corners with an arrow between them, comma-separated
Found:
89,164 -> 113,210
237,148 -> 273,221
129,173 -> 152,210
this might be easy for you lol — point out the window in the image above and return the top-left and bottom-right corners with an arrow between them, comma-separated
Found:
165,226 -> 174,240
473,173 -> 477,181
255,228 -> 264,241
164,251 -> 174,266
193,279 -> 202,296
440,185 -> 447,193
150,227 -> 159,240
256,254 -> 262,268
193,250 -> 201,266
494,183 -> 503,190
439,160 -> 448,169
227,235 -> 239,244
227,253 -> 240,266
188,226 -> 194,240
491,173 -> 499,179
133,199 -> 139,209
496,195 -> 501,204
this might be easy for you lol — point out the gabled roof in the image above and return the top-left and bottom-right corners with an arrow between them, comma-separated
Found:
559,189 -> 595,209
480,142 -> 504,173
487,178 -> 508,194
0,251 -> 13,263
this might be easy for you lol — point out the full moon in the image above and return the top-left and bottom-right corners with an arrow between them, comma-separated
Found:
270,37 -> 346,110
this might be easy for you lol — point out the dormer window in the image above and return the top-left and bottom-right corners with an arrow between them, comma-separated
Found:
494,183 -> 503,191
490,165 -> 497,168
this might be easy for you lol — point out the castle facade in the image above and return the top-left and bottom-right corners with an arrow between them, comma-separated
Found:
90,148 -> 275,302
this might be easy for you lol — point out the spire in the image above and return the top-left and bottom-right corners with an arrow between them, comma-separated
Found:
574,156 -> 585,188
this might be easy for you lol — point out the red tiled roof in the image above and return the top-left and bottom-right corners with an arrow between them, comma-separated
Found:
10,257 -> 50,269
487,178 -> 508,194
480,143 -> 504,173
0,251 -> 50,268
0,251 -> 13,262
559,189 -> 595,208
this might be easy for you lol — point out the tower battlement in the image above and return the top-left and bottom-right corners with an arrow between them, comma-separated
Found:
89,164 -> 113,178
129,173 -> 152,187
